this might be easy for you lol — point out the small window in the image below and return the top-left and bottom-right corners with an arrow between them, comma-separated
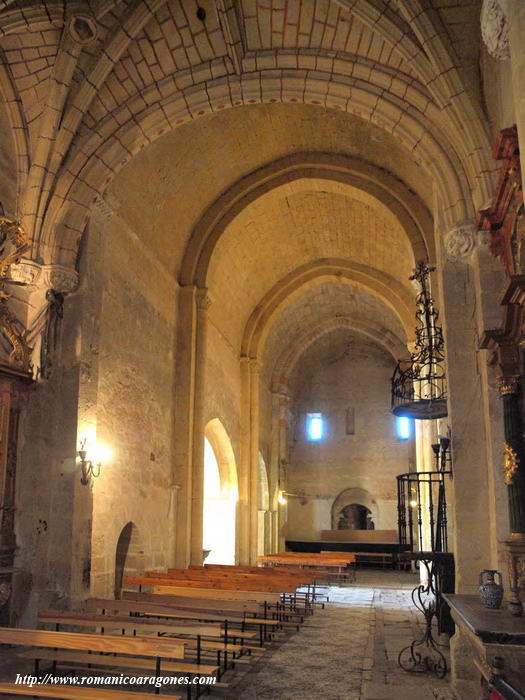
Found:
396,416 -> 412,440
307,413 -> 324,441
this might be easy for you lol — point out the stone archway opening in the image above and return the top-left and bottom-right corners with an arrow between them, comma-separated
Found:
331,488 -> 379,531
203,420 -> 238,564
337,504 -> 373,531
114,522 -> 143,600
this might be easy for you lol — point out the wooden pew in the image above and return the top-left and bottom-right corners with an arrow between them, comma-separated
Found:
150,579 -> 308,620
37,609 -> 247,676
256,552 -> 356,586
121,590 -> 299,640
151,568 -> 317,613
124,576 -> 280,603
126,574 -> 301,594
88,595 -> 278,646
0,686 -> 178,700
0,627 -> 189,699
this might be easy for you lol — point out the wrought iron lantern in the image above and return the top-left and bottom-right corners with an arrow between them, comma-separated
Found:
391,262 -> 447,419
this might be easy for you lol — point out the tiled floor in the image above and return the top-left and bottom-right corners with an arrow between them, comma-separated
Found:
233,570 -> 457,700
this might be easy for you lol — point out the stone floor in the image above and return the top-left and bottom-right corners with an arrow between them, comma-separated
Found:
0,570 -> 458,700
230,570 -> 457,700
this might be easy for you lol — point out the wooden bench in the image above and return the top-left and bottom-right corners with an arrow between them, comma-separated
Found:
0,685 -> 178,700
124,577 -> 283,601
123,591 -> 299,641
0,628 -> 193,698
38,609 -> 248,676
256,553 -> 356,588
88,595 -> 281,646
148,569 -> 316,609
354,552 -> 394,568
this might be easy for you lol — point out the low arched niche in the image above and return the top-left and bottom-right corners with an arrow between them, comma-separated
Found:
114,521 -> 144,599
331,488 -> 379,530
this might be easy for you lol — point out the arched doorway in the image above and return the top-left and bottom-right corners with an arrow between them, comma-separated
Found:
114,522 -> 143,599
337,504 -> 373,530
203,420 -> 238,564
331,488 -> 379,530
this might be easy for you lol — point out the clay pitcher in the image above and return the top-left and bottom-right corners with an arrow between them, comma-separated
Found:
479,569 -> 504,609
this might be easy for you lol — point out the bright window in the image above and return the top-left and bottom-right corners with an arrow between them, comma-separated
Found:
307,413 -> 324,441
396,416 -> 412,440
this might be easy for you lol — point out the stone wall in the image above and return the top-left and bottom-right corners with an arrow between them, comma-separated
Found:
13,207 -> 179,621
89,210 -> 178,597
284,330 -> 411,541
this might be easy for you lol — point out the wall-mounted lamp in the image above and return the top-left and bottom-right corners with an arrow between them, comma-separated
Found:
278,490 -> 307,506
277,490 -> 288,505
431,430 -> 452,474
77,438 -> 111,485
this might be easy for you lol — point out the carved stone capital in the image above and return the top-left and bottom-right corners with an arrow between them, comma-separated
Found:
8,260 -> 42,286
481,0 -> 510,60
7,260 -> 78,293
196,289 -> 212,311
444,223 -> 477,262
42,265 -> 78,294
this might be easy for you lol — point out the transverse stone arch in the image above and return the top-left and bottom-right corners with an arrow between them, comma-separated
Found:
179,153 -> 434,287
271,316 -> 408,394
241,260 -> 416,360
114,521 -> 144,599
43,67 -> 476,267
331,488 -> 379,530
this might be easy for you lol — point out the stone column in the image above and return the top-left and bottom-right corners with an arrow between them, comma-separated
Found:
190,289 -> 210,566
173,285 -> 210,567
249,359 -> 260,564
268,389 -> 289,552
238,357 -> 261,564
239,357 -> 251,563
173,285 -> 198,568
440,223 -> 493,592
506,1 -> 525,178
440,223 -> 495,697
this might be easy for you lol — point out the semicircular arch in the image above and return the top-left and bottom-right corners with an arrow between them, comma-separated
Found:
181,152 -> 433,287
241,260 -> 415,360
271,316 -> 408,394
331,488 -> 379,529
204,418 -> 238,494
44,68 -> 469,267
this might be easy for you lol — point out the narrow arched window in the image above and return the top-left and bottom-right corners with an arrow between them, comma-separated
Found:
307,412 -> 324,441
396,416 -> 412,440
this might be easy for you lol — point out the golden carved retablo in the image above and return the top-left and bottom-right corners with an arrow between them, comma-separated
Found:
503,441 -> 519,485
0,217 -> 32,371
0,216 -> 29,278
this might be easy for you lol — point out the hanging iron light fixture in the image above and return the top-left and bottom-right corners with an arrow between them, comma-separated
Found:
391,261 -> 448,420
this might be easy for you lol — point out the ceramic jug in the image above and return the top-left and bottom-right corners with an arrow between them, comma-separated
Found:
479,569 -> 504,609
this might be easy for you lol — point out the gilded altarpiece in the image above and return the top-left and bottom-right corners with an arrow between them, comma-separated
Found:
480,126 -> 525,618
0,377 -> 26,625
